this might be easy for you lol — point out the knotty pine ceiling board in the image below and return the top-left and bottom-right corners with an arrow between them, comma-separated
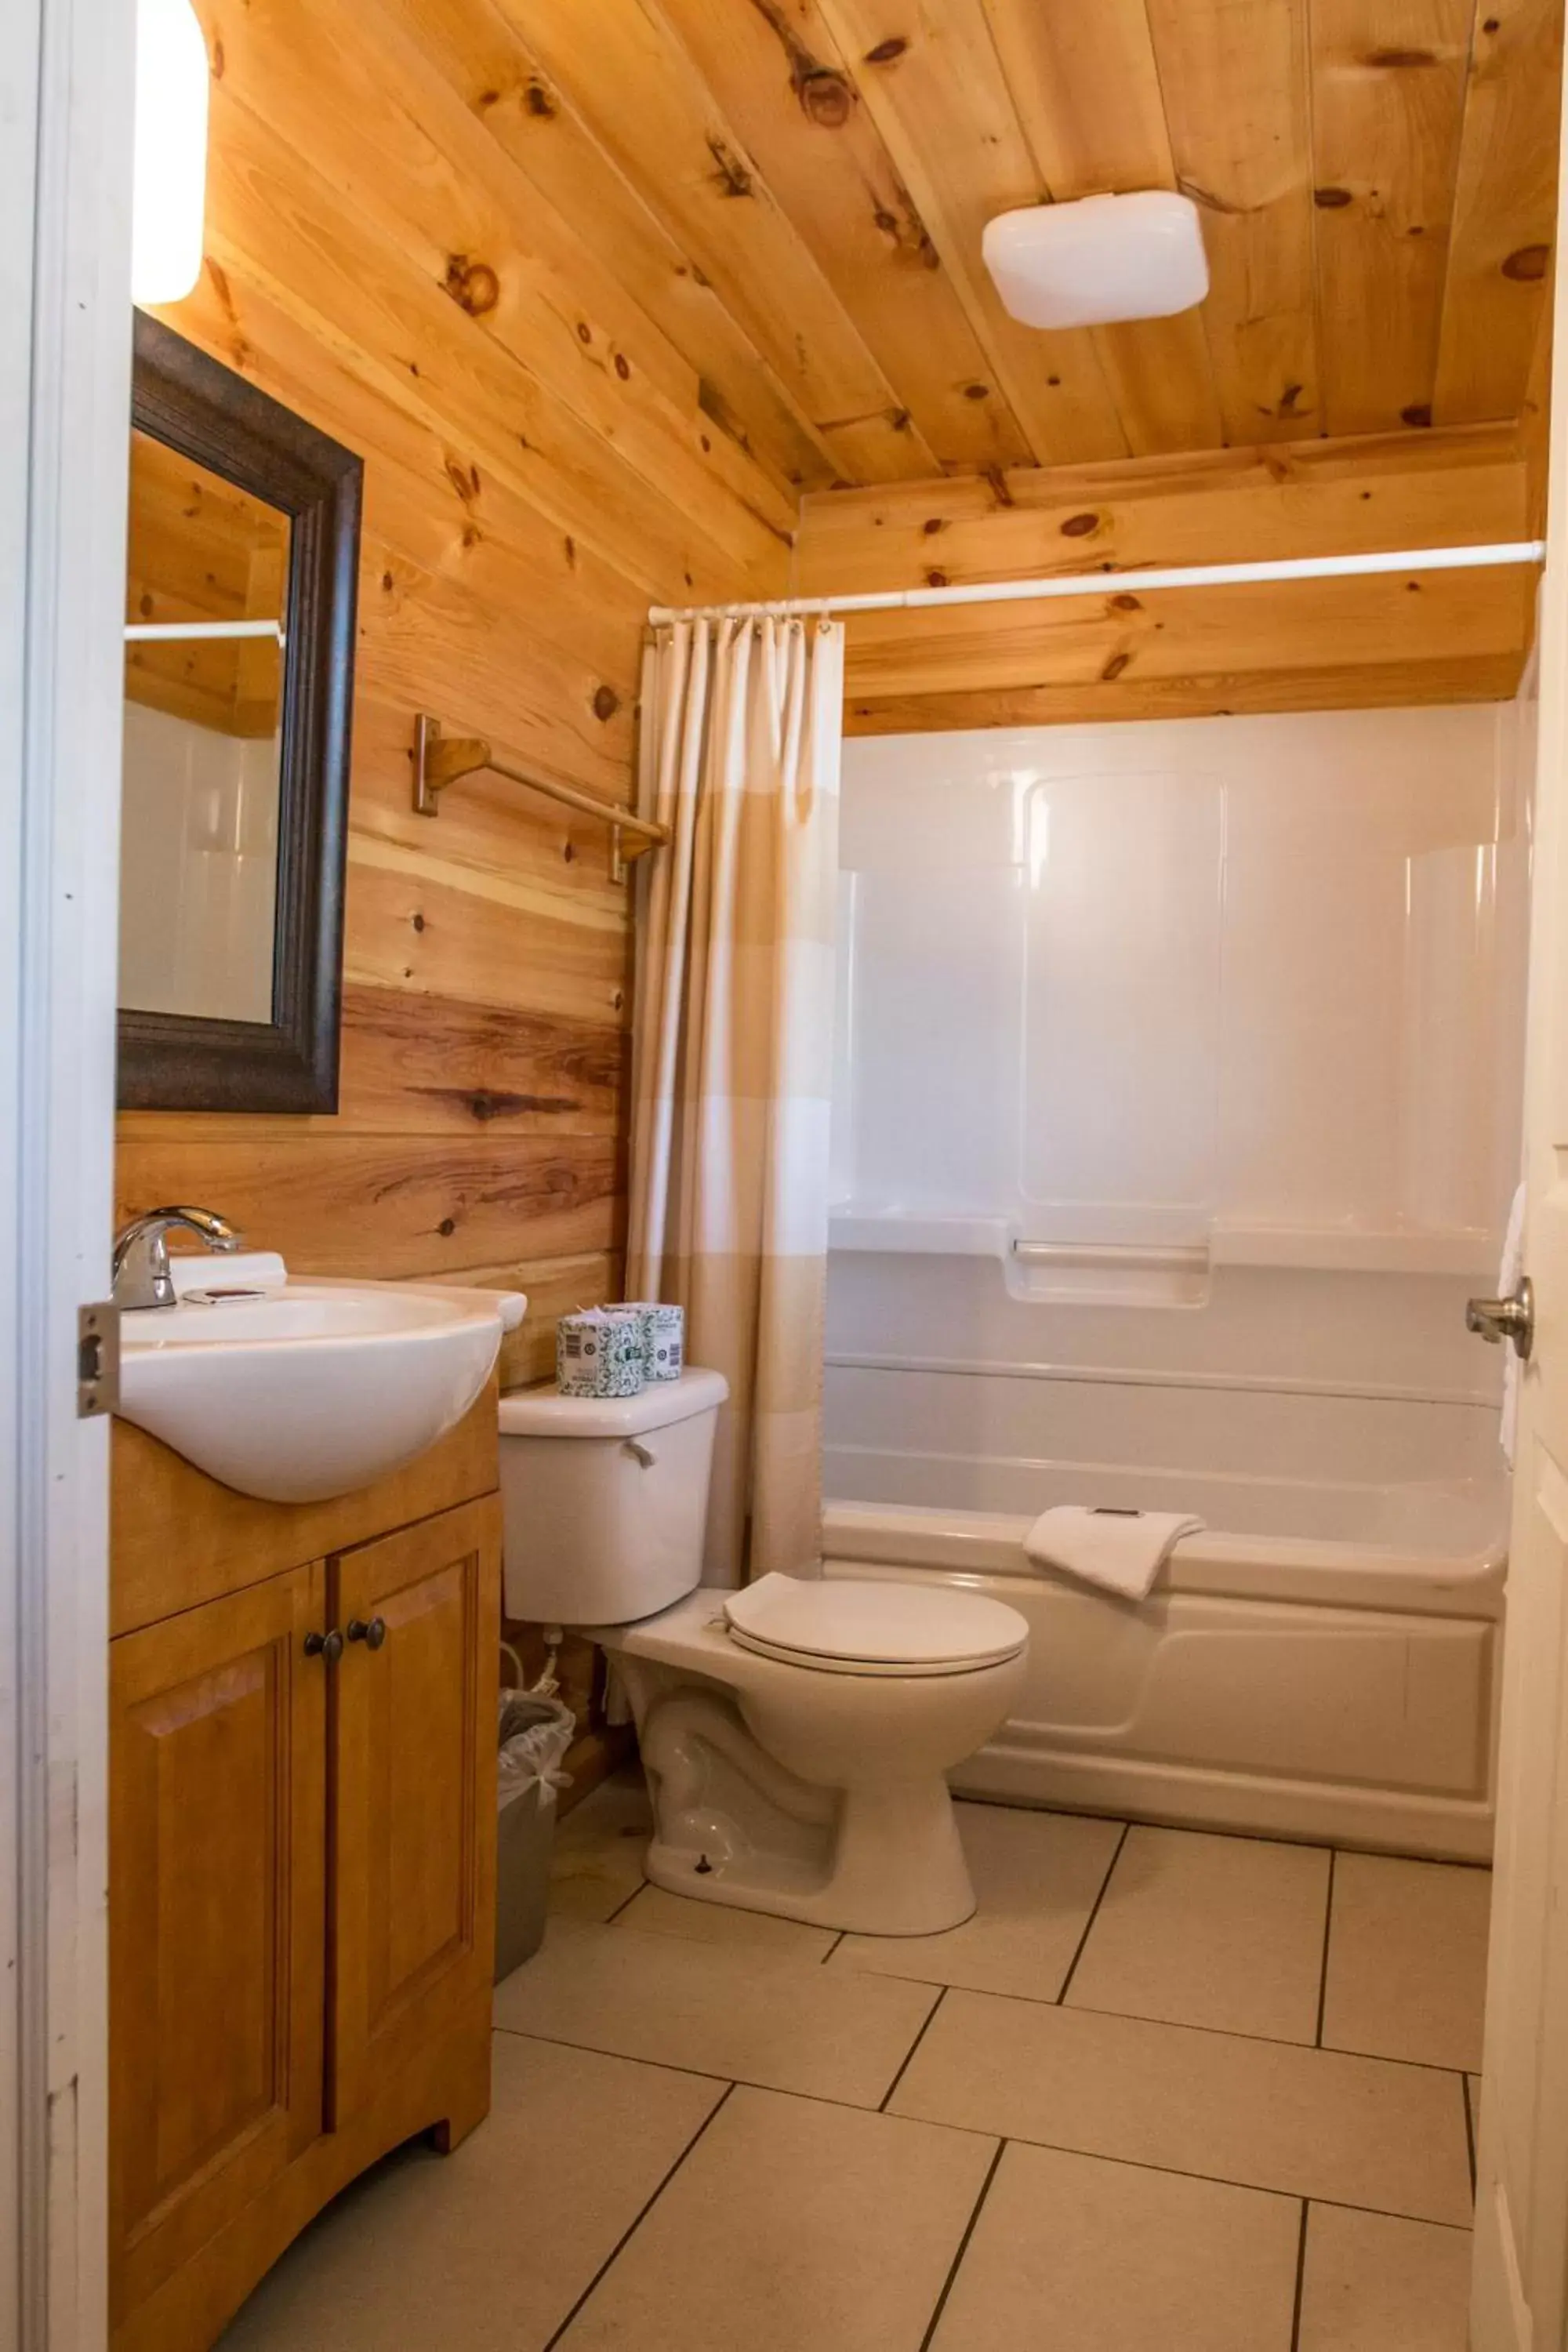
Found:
493,0 -> 1559,484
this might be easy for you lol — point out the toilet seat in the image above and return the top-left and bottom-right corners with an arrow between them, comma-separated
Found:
723,1573 -> 1029,1678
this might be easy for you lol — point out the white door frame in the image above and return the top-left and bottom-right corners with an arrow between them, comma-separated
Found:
5,0 -> 135,2343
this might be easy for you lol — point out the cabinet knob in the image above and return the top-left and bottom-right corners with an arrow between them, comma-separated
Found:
303,1628 -> 343,1663
347,1616 -> 387,1651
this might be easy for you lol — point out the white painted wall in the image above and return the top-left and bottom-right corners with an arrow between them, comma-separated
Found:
827,702 -> 1530,1525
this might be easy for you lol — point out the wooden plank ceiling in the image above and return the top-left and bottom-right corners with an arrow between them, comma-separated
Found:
484,0 -> 1562,485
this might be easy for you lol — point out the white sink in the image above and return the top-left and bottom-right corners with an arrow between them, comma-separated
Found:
117,1258 -> 525,1502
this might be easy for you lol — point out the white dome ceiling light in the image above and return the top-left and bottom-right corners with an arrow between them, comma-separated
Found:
982,191 -> 1209,332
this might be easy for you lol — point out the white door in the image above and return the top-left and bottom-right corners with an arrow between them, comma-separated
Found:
3,0 -> 135,2344
1472,78 -> 1568,2350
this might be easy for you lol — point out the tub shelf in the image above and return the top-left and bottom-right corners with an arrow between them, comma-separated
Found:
829,1209 -> 1497,1279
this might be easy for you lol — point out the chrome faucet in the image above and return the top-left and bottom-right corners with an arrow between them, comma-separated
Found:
112,1206 -> 245,1312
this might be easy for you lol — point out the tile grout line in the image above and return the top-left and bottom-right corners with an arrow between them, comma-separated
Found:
820,1931 -> 846,1966
602,1884 -> 651,1925
887,2129 -> 1472,2235
492,2020 -> 996,2135
510,1962 -> 1478,2080
539,2081 -> 736,2352
1314,1850 -> 1338,2047
880,1988 -> 949,2113
493,2021 -> 1471,2231
1288,2200 -> 1310,2352
1053,1998 -> 1472,2078
916,2139 -> 1007,2352
952,1795 -> 1501,1868
1056,1821 -> 1131,2006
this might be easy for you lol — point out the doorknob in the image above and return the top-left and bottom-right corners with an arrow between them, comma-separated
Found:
1467,1276 -> 1534,1361
346,1616 -> 387,1650
303,1628 -> 343,1663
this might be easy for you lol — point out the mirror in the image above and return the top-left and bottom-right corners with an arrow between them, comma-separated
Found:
118,312 -> 362,1112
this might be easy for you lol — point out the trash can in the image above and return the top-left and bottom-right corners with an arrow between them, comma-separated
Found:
495,1686 -> 575,1984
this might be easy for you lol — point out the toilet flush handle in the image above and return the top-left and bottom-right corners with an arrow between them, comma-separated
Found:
623,1439 -> 656,1468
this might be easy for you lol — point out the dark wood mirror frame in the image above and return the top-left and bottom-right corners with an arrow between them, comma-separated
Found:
119,311 -> 362,1113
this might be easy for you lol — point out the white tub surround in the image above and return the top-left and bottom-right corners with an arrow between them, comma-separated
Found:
832,703 -> 1528,1290
825,1500 -> 1501,1861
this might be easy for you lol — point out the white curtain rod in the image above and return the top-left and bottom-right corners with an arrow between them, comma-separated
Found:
646,539 -> 1546,626
124,619 -> 285,643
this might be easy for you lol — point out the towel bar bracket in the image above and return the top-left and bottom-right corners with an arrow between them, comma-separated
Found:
412,712 -> 668,884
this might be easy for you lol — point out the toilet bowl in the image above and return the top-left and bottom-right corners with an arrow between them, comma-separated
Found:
497,1369 -> 1029,1936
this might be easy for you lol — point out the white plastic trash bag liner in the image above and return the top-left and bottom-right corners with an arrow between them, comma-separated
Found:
497,1690 -> 575,1808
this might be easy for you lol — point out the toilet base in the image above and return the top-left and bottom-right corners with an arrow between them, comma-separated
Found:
643,1771 -> 978,1937
633,1679 -> 980,1936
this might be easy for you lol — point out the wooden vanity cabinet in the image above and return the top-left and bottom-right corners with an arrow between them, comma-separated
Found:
332,1500 -> 496,2126
110,1563 -> 329,2325
109,1387 -> 502,2352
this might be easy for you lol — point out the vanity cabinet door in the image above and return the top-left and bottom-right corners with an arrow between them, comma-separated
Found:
329,1494 -> 500,2125
109,1560 -> 328,2325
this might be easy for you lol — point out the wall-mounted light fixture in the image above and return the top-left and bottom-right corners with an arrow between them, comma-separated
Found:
131,0 -> 209,305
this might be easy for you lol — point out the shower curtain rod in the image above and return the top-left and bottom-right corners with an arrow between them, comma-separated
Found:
124,619 -> 285,643
645,538 -> 1546,626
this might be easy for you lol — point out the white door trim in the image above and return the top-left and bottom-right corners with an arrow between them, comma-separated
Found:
5,0 -> 135,2343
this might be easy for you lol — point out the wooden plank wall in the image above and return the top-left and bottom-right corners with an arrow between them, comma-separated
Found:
114,0 -> 791,1791
117,0 -> 791,1375
792,423 -> 1537,731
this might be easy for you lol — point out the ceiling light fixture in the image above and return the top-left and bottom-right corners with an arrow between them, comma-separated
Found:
983,191 -> 1209,331
131,0 -> 209,306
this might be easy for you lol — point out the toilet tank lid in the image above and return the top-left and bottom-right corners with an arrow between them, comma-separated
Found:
498,1365 -> 729,1438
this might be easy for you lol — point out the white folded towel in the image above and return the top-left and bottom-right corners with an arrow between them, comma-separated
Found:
1499,1180 -> 1526,1470
1022,1505 -> 1204,1601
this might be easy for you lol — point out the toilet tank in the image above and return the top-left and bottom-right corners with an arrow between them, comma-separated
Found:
496,1367 -> 729,1628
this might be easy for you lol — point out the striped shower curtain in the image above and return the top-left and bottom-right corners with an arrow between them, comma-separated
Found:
627,615 -> 844,1587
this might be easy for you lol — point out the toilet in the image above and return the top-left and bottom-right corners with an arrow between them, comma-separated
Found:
497,1367 -> 1029,1936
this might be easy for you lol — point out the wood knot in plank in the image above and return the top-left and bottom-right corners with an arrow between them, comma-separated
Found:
444,255 -> 500,317
706,138 -> 754,198
799,68 -> 854,125
444,456 -> 481,505
746,0 -> 855,125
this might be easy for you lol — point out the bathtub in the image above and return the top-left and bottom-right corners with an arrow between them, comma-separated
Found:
822,1485 -> 1504,1862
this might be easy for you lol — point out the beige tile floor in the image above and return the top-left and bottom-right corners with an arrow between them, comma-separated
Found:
222,1773 -> 1490,2352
